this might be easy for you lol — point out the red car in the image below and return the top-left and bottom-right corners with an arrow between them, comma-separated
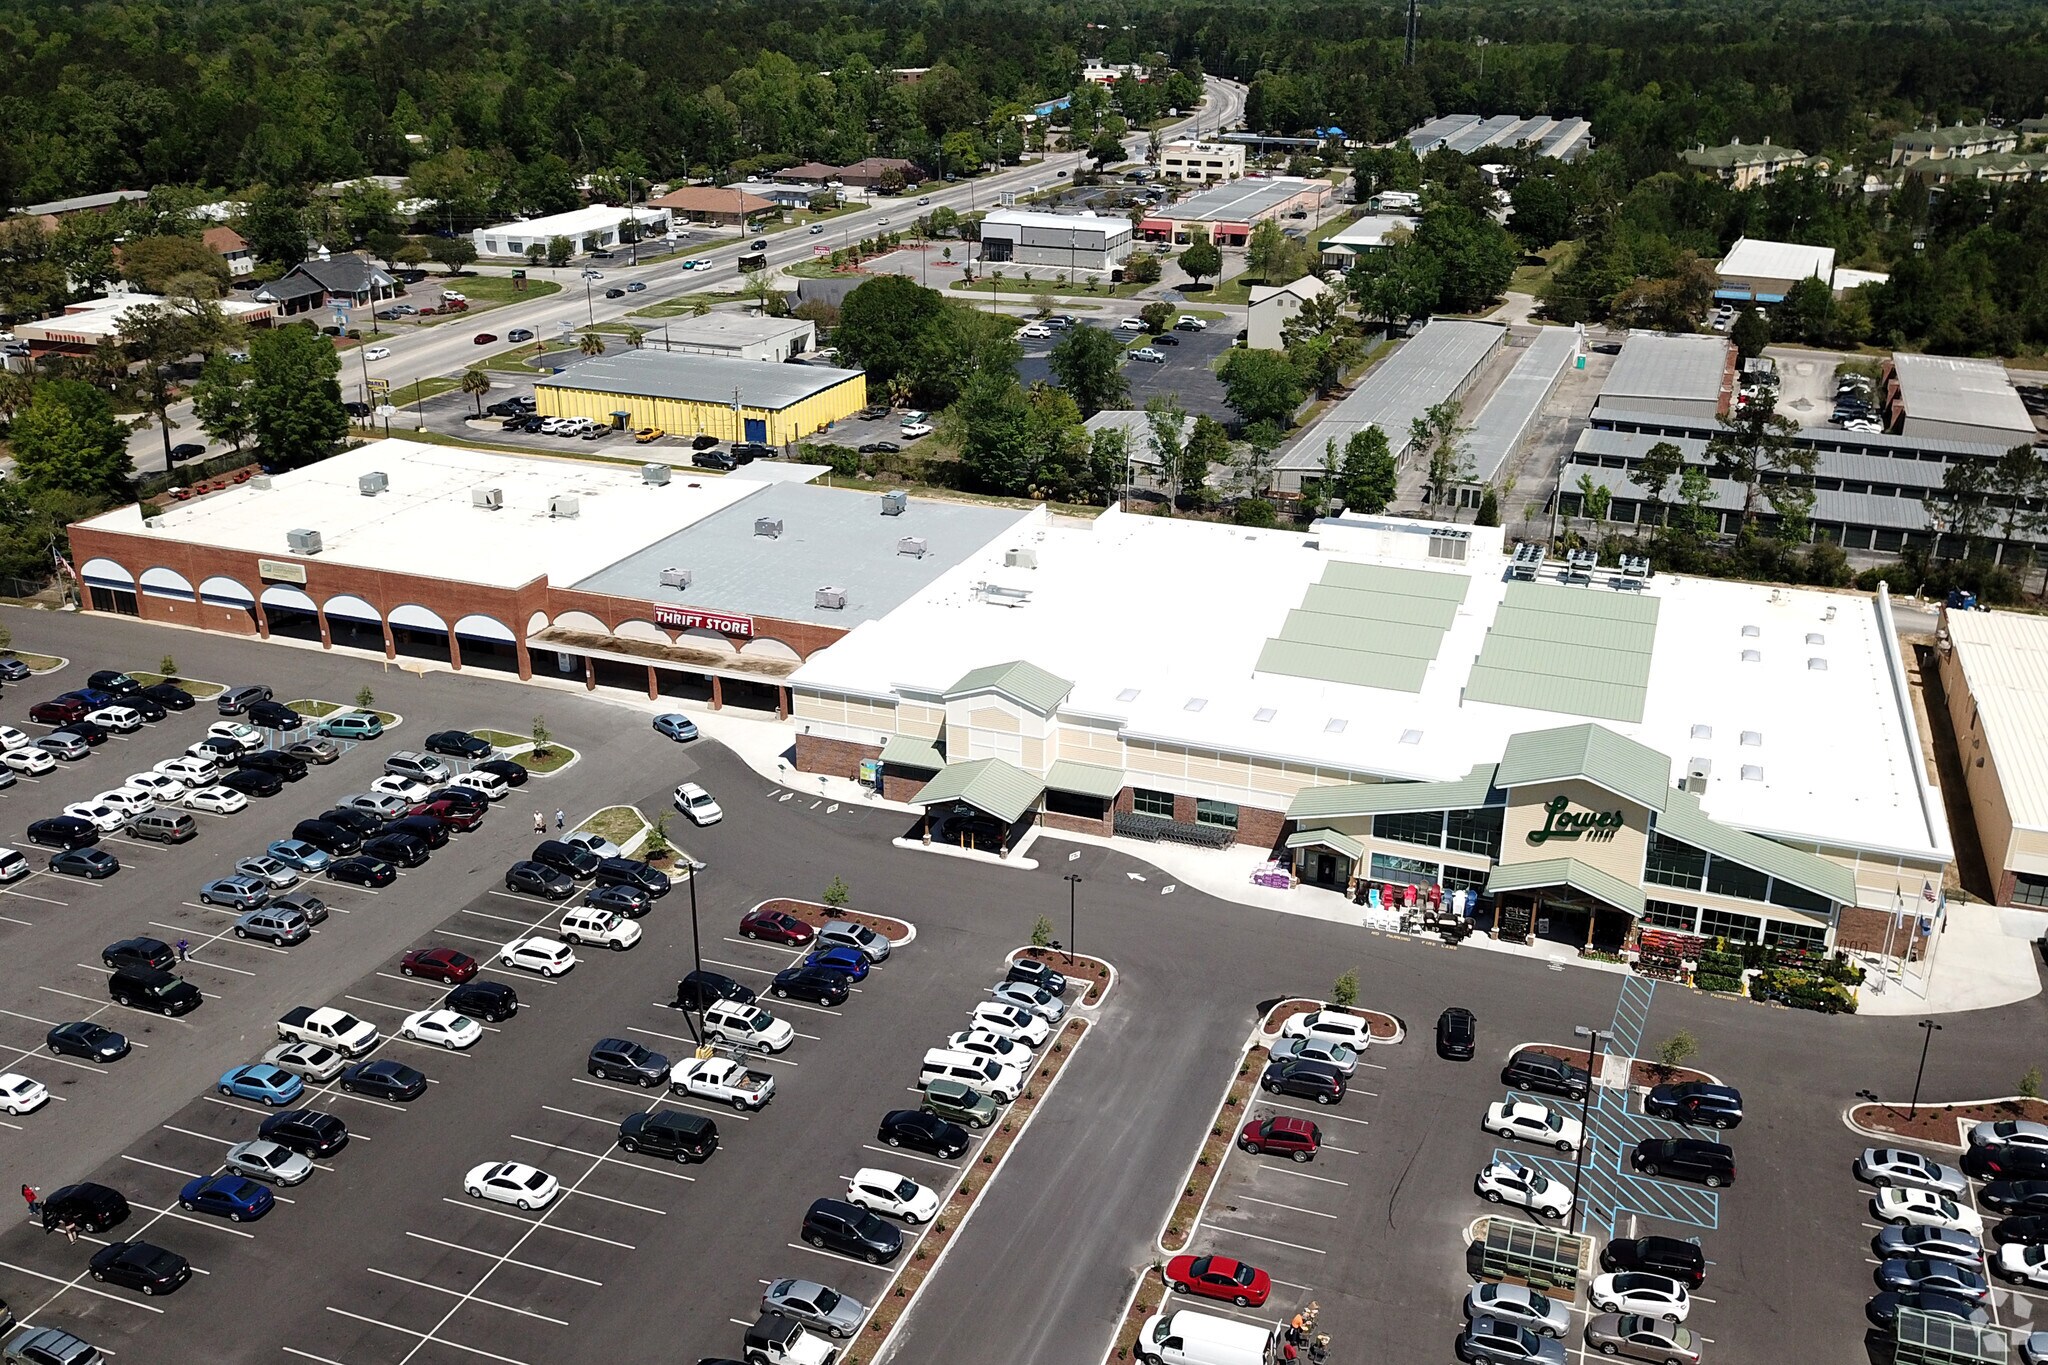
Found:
739,908 -> 816,945
1238,1115 -> 1321,1162
473,333 -> 497,344
399,947 -> 478,984
1164,1254 -> 1271,1308
409,799 -> 482,831
28,699 -> 87,724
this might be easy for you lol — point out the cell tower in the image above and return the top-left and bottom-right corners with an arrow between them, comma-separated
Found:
1405,0 -> 1418,66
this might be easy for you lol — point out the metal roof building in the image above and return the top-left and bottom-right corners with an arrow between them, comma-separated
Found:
1136,177 -> 1333,246
1886,354 -> 2038,447
535,350 -> 868,448
1594,332 -> 1733,422
1462,326 -> 1583,485
1404,114 -> 1594,161
1939,609 -> 2048,906
1715,237 -> 1836,304
1280,320 -> 1506,490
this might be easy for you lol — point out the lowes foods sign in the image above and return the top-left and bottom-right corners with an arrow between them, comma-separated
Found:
1525,795 -> 1626,846
653,604 -> 754,638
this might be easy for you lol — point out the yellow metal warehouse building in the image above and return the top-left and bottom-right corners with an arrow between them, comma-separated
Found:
534,349 -> 867,447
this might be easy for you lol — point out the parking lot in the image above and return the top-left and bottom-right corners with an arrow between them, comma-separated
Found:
1015,320 -> 1236,423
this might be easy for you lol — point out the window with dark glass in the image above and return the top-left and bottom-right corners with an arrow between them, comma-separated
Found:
1195,799 -> 1239,830
1644,832 -> 1707,890
1767,879 -> 1832,916
1373,810 -> 1444,848
1046,790 -> 1107,819
1705,857 -> 1770,903
1642,900 -> 1698,931
1763,920 -> 1826,949
1444,807 -> 1503,859
2015,874 -> 2048,908
1132,788 -> 1174,818
1699,907 -> 1762,942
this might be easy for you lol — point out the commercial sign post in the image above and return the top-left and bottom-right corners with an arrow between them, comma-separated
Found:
652,604 -> 754,638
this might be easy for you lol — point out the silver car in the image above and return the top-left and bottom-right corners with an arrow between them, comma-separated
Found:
1583,1314 -> 1701,1365
1858,1147 -> 1968,1196
34,734 -> 89,761
1970,1120 -> 2048,1153
339,791 -> 409,819
234,855 -> 300,890
1269,1036 -> 1359,1077
225,1138 -> 313,1186
1873,1224 -> 1983,1266
990,980 -> 1063,1022
261,1041 -> 348,1082
1463,1283 -> 1569,1339
759,1278 -> 864,1339
3,1327 -> 101,1365
1457,1315 -> 1567,1365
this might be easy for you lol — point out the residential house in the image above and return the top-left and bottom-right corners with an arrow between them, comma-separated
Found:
203,227 -> 254,277
1247,274 -> 1331,351
1890,124 -> 2017,166
253,252 -> 398,317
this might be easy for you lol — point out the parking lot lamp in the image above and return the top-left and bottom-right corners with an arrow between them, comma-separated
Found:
686,858 -> 707,1038
1063,873 -> 1081,964
1568,1024 -> 1613,1234
1908,1018 -> 1943,1117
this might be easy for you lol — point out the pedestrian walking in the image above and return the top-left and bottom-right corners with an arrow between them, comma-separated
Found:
533,811 -> 545,834
59,1219 -> 78,1244
176,938 -> 191,962
20,1184 -> 37,1214
554,809 -> 565,830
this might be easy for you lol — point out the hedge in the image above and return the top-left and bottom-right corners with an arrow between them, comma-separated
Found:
1694,972 -> 1745,994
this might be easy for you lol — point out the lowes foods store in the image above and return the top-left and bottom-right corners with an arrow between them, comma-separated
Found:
789,509 -> 1952,954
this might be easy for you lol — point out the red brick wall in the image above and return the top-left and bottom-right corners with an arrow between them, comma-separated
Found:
796,733 -> 880,781
1041,809 -> 1113,837
1237,805 -> 1286,853
880,768 -> 934,803
1835,905 -> 1927,960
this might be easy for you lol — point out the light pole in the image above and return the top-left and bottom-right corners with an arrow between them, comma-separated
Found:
1908,1018 -> 1943,1117
1062,873 -> 1081,965
685,857 -> 707,1043
583,274 -> 595,326
1568,1024 -> 1613,1234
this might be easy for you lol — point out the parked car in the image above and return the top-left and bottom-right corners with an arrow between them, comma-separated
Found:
224,1138 -> 312,1186
1874,1225 -> 1983,1268
1631,1138 -> 1735,1187
740,907 -> 815,943
1876,1257 -> 1990,1302
1437,1006 -> 1478,1059
1859,1148 -> 1967,1196
760,1278 -> 864,1340
1456,1315 -> 1567,1365
86,1242 -> 189,1297
1280,1009 -> 1372,1050
464,1161 -> 559,1209
1476,1158 -> 1573,1218
500,936 -> 578,977
338,1059 -> 428,1100
446,980 -> 520,1023
217,1063 -> 305,1107
1261,1058 -> 1346,1105
1581,1315 -> 1701,1364
675,969 -> 755,1013
505,860 -> 576,899
1589,1272 -> 1691,1323
1238,1114 -> 1320,1161
1501,1051 -> 1589,1100
400,948 -> 479,984
1644,1082 -> 1744,1129
616,1109 -> 717,1162
45,1022 -> 129,1063
424,730 -> 493,760
875,1109 -> 968,1159
1983,1181 -> 2048,1216
50,848 -> 118,878
1486,1096 -> 1582,1152
800,1198 -> 903,1264
817,920 -> 889,962
846,1167 -> 940,1224
401,1009 -> 481,1050
771,964 -> 851,1005
1464,1283 -> 1570,1339
1165,1254 -> 1272,1309
327,855 -> 398,886
177,1173 -> 274,1224
1865,1290 -> 1990,1330
36,1183 -> 128,1234
1876,1186 -> 1985,1235
199,875 -> 271,910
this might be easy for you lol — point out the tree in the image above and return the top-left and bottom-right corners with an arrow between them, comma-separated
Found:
546,237 -> 573,269
1705,384 -> 1811,530
1145,397 -> 1189,506
1414,205 -> 1517,313
240,186 -> 309,267
1635,440 -> 1687,520
1674,466 -> 1716,540
1087,132 -> 1125,169
1576,471 -> 1613,525
120,236 -> 231,297
335,179 -> 398,242
1411,400 -> 1472,516
1235,421 -> 1284,495
1123,253 -> 1162,285
1179,229 -> 1222,289
461,368 -> 492,415
428,237 -> 478,275
1349,231 -> 1437,325
1475,487 -> 1500,526
948,367 -> 1035,494
123,298 -> 236,469
1730,308 -> 1771,361
524,244 -> 546,267
1233,497 -> 1276,527
1047,323 -> 1128,415
1987,444 -> 2048,592
247,324 -> 348,465
8,380 -> 131,501
1246,220 -> 1292,284
530,716 -> 552,755
2023,1066 -> 2043,1101
355,684 -> 376,710
1217,348 -> 1305,429
1138,301 -> 1174,333
190,353 -> 255,454
1182,415 -> 1232,508
1339,425 -> 1398,513
1331,969 -> 1359,1009
1031,915 -> 1055,948
823,876 -> 851,908
1656,1029 -> 1699,1075
1507,176 -> 1571,251
578,330 -> 606,358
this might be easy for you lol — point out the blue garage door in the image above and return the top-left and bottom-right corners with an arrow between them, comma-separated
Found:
743,418 -> 767,444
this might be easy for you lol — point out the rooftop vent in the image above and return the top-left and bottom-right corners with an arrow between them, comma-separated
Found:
880,491 -> 907,516
249,474 -> 272,491
643,463 -> 671,486
1183,698 -> 1207,712
1690,724 -> 1713,740
471,487 -> 503,511
754,517 -> 783,539
285,528 -> 322,555
1400,729 -> 1424,745
549,495 -> 580,519
1805,632 -> 1825,646
1741,730 -> 1762,746
814,586 -> 846,610
1683,758 -> 1711,795
1254,708 -> 1277,723
1741,764 -> 1764,782
1741,624 -> 1760,638
1005,547 -> 1038,569
1808,657 -> 1828,671
359,471 -> 388,496
1741,649 -> 1761,663
1324,718 -> 1348,734
659,568 -> 692,590
897,536 -> 928,559
1116,688 -> 1141,703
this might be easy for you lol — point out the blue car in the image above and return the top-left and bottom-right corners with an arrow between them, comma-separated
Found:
218,1063 -> 305,1106
652,713 -> 699,742
267,839 -> 333,874
802,945 -> 870,982
178,1173 -> 274,1222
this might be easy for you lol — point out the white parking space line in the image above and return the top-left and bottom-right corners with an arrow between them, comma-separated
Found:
0,888 -> 67,906
437,1196 -> 637,1249
784,1241 -> 899,1271
390,1035 -> 472,1058
367,1267 -> 570,1324
120,1153 -> 207,1180
464,908 -> 542,929
1258,1100 -> 1370,1126
860,1144 -> 957,1169
700,957 -> 775,977
0,1258 -> 167,1312
323,1307 -> 532,1365
507,1135 -> 696,1183
563,1187 -> 666,1215
130,1201 -> 257,1238
283,1348 -> 352,1365
542,1104 -> 638,1127
1257,1165 -> 1348,1186
199,1094 -> 362,1133
150,922 -> 283,962
722,936 -> 803,955
1320,1142 -> 1362,1155
404,1232 -> 604,1285
374,972 -> 448,990
0,1046 -> 100,1075
441,930 -> 510,949
1230,1194 -> 1338,1220
1200,1226 -> 1327,1254
0,911 -> 33,926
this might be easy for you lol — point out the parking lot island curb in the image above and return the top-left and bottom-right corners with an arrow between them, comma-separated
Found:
1260,997 -> 1405,1045
1845,1095 -> 2048,1150
283,699 -> 403,728
1008,944 -> 1117,1008
863,1016 -> 1091,1365
748,895 -> 917,948
1508,1040 -> 1724,1090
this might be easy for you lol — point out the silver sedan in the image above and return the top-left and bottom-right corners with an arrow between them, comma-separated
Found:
1583,1314 -> 1702,1364
760,1278 -> 864,1339
1268,1036 -> 1359,1077
1857,1147 -> 1968,1197
225,1138 -> 313,1186
1463,1282 -> 1569,1338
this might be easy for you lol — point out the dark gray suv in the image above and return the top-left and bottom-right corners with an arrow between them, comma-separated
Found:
587,1037 -> 668,1088
1501,1052 -> 1589,1100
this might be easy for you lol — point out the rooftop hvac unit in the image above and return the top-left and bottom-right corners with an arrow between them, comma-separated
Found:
472,487 -> 503,511
286,528 -> 323,555
880,491 -> 907,516
754,517 -> 783,539
249,474 -> 272,490
643,463 -> 671,486
815,586 -> 846,610
1005,547 -> 1038,569
897,536 -> 928,559
659,568 -> 692,590
1683,759 -> 1711,795
359,471 -> 388,496
549,495 -> 581,519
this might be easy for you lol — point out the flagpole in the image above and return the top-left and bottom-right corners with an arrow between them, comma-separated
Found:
1921,886 -> 1947,998
1877,884 -> 1902,991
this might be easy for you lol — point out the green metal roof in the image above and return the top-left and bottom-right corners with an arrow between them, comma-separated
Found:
1256,561 -> 1466,693
879,734 -> 945,771
910,758 -> 1046,825
1319,561 -> 1472,602
1300,583 -> 1461,628
1466,670 -> 1647,724
1285,827 -> 1366,861
1043,759 -> 1125,799
1465,583 -> 1660,724
1275,610 -> 1448,661
943,660 -> 1073,716
1256,639 -> 1432,692
1486,857 -> 1647,917
1497,725 -> 1674,812
1288,764 -> 1501,821
1656,787 -> 1857,906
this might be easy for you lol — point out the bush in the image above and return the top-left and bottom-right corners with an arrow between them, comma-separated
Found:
1331,969 -> 1359,1009
1031,915 -> 1055,948
823,876 -> 851,908
1750,967 -> 1857,1013
1697,950 -> 1745,976
1694,972 -> 1744,994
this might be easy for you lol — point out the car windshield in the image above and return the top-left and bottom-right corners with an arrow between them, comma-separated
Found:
1542,1111 -> 1566,1132
745,1009 -> 772,1029
689,793 -> 714,809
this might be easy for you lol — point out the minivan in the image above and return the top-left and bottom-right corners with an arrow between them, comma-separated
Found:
919,1048 -> 1022,1103
383,751 -> 453,785
130,810 -> 198,844
1630,1137 -> 1735,1187
217,684 -> 273,715
1135,1308 -> 1286,1365
108,965 -> 202,1016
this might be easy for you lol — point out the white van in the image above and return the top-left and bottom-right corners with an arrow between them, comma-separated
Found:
0,847 -> 28,882
1136,1310 -> 1284,1365
919,1048 -> 1023,1103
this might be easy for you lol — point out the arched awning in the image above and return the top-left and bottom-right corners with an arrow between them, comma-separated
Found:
389,604 -> 447,632
80,558 -> 134,590
198,575 -> 255,607
454,614 -> 515,642
323,594 -> 381,623
260,584 -> 316,613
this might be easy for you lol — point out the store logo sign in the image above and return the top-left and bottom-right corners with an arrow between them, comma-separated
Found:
1526,795 -> 1626,846
652,604 -> 754,638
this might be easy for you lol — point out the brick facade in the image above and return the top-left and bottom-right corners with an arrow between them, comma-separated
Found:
796,733 -> 880,781
879,767 -> 935,804
1040,809 -> 1113,837
1237,804 -> 1287,854
1835,904 -> 1928,960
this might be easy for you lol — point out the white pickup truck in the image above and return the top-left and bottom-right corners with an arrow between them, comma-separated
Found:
276,1006 -> 381,1057
669,1056 -> 776,1111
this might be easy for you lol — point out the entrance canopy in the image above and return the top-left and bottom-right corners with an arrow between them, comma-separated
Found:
1285,827 -> 1365,861
911,758 -> 1045,825
1486,857 -> 1646,917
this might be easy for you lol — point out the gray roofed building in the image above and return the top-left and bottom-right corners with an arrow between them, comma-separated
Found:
646,313 -> 815,363
1280,320 -> 1506,488
1085,409 -> 1193,468
545,349 -> 863,411
1462,327 -> 1582,485
1403,113 -> 1592,161
1887,354 -> 2038,447
1595,331 -> 1732,422
20,189 -> 149,218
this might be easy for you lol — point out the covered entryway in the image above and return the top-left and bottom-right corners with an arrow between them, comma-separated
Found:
199,575 -> 260,631
388,604 -> 450,665
81,558 -> 137,615
454,613 -> 520,674
1286,828 -> 1364,892
910,758 -> 1047,857
323,593 -> 385,654
1486,858 -> 1643,951
261,584 -> 320,642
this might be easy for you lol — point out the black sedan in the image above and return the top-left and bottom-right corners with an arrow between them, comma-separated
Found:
88,1241 -> 190,1296
125,694 -> 167,722
362,833 -> 430,867
770,965 -> 851,1006
857,440 -> 901,455
219,768 -> 284,798
506,861 -> 576,899
424,730 -> 494,760
339,1059 -> 427,1100
26,816 -> 98,850
586,883 -> 651,918
1865,1290 -> 1988,1328
1982,1181 -> 2048,1215
477,757 -> 528,786
1260,1059 -> 1346,1105
103,937 -> 176,971
259,1108 -> 350,1157
46,1021 -> 129,1062
1965,1144 -> 2048,1181
52,848 -> 119,878
876,1109 -> 968,1159
1996,1215 -> 2048,1246
327,856 -> 399,888
319,806 -> 385,837
446,980 -> 519,1023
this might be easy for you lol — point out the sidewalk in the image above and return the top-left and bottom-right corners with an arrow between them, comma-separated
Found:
1851,900 -> 2041,1016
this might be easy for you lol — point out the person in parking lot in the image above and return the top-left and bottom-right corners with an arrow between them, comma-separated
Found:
555,810 -> 565,829
533,811 -> 545,834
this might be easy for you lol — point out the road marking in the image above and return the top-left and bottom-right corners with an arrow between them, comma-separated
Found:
0,912 -> 32,926
1257,1164 -> 1348,1186
1258,1099 -> 1371,1126
700,957 -> 775,977
541,1104 -> 637,1127
403,1231 -> 603,1285
282,1349 -> 352,1365
507,1135 -> 695,1182
121,1154 -> 207,1180
323,1308 -> 532,1365
366,1267 -> 569,1324
564,1187 -> 666,1215
860,1144 -> 957,1169
463,908 -> 540,928
131,1201 -> 257,1238
723,936 -> 803,956
1228,1194 -> 1338,1220
1321,1143 -> 1362,1155
0,1258 -> 167,1311
436,1197 -> 635,1249
1197,1226 -> 1327,1255
785,1241 -> 898,1271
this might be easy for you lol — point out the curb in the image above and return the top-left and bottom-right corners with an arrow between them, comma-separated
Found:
1100,1266 -> 1163,1365
889,835 -> 1040,871
18,654 -> 68,675
1156,1033 -> 1263,1258
575,804 -> 651,857
1843,1095 -> 2041,1151
1506,1040 -> 1725,1089
869,1017 -> 1092,1364
1007,945 -> 1118,1010
492,739 -> 581,778
745,895 -> 917,948
1261,997 -> 1405,1046
286,700 -> 404,730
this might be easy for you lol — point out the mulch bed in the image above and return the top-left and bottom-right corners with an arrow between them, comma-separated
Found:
1265,998 -> 1402,1041
1519,1043 -> 1711,1090
1013,946 -> 1113,1006
848,1016 -> 1085,1363
1160,1054 -> 1259,1255
1852,1096 -> 2048,1146
1109,1268 -> 1170,1363
758,897 -> 912,943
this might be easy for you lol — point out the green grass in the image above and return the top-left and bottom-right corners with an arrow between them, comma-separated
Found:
286,700 -> 398,723
788,259 -> 852,279
388,376 -> 460,406
577,804 -> 647,844
9,651 -> 64,673
1189,276 -> 1254,306
449,275 -> 562,304
477,728 -> 579,774
949,276 -> 1150,300
1510,241 -> 1577,298
128,671 -> 224,698
630,291 -> 748,318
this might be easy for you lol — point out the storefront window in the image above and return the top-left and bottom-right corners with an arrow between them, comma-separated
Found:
1440,865 -> 1488,897
1370,852 -> 1439,887
2017,874 -> 2048,908
1444,807 -> 1504,859
1644,833 -> 1707,890
1767,880 -> 1832,916
1699,907 -> 1762,942
1705,857 -> 1770,903
1642,900 -> 1699,931
1195,799 -> 1239,830
1046,790 -> 1108,819
1763,920 -> 1826,950
1373,810 -> 1444,848
1132,788 -> 1174,818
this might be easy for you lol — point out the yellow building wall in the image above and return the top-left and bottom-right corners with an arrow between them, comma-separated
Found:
534,372 -> 867,444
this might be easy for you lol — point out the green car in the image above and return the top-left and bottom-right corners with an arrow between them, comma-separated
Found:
316,712 -> 384,740
921,1077 -> 997,1129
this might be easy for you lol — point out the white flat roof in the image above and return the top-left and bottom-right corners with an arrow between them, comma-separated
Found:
18,293 -> 272,342
1944,610 -> 2048,835
477,205 -> 668,238
792,508 -> 1949,861
1717,236 -> 1835,283
78,440 -> 764,590
654,313 -> 813,345
1892,354 -> 2036,435
1323,215 -> 1417,250
981,209 -> 1128,235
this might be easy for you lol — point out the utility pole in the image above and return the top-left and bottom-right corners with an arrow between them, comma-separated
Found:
1908,1018 -> 1942,1117
1405,0 -> 1419,66
1568,1025 -> 1612,1234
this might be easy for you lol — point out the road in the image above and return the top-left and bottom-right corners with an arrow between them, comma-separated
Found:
128,78 -> 1248,476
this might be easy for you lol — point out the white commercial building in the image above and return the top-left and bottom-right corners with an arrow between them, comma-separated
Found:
647,313 -> 816,363
1318,214 -> 1417,271
1714,237 -> 1836,306
472,205 -> 672,260
977,210 -> 1133,273
1159,140 -> 1245,183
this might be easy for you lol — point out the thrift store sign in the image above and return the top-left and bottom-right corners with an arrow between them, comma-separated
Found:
1526,795 -> 1626,846
652,605 -> 755,638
